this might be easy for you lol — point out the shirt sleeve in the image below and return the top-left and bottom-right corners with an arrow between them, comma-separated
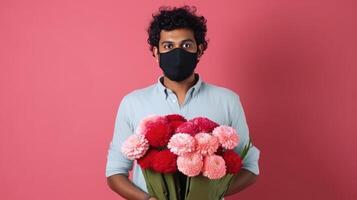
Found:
105,95 -> 134,177
229,92 -> 260,175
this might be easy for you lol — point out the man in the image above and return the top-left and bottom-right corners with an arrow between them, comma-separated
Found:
106,5 -> 260,200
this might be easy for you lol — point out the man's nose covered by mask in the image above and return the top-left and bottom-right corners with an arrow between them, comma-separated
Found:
159,48 -> 198,82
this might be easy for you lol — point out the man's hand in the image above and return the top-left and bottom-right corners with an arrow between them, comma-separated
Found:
107,174 -> 151,200
224,169 -> 259,197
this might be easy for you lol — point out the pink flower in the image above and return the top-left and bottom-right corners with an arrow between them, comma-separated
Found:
135,114 -> 168,135
212,125 -> 239,149
194,132 -> 219,156
121,134 -> 149,160
177,153 -> 203,177
202,154 -> 226,179
167,133 -> 196,156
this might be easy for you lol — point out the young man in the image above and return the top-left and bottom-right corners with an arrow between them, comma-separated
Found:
105,6 -> 260,200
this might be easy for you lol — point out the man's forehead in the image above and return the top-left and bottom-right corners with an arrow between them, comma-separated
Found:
159,28 -> 195,42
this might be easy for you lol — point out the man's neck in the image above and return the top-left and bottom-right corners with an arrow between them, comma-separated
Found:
162,73 -> 197,96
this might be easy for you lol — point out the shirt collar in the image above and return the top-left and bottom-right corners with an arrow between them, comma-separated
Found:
156,73 -> 203,100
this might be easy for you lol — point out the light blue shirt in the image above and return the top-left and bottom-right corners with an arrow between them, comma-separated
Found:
105,73 -> 260,193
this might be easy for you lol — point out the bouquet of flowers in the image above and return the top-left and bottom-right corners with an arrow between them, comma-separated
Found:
121,114 -> 252,200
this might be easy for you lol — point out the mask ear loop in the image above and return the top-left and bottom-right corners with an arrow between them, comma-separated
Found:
196,47 -> 200,61
157,46 -> 161,63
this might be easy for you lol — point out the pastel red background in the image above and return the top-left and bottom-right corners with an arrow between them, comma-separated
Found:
1,0 -> 356,199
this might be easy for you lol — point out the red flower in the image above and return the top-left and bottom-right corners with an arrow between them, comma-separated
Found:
145,121 -> 173,148
189,117 -> 219,133
169,120 -> 185,132
137,149 -> 159,169
166,114 -> 187,131
175,121 -> 200,136
222,150 -> 242,174
166,114 -> 187,122
152,149 -> 178,173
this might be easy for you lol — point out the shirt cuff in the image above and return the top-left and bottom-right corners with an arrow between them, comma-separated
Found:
105,143 -> 133,177
241,145 -> 260,175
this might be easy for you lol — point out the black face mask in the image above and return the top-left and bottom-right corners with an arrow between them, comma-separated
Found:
158,48 -> 198,82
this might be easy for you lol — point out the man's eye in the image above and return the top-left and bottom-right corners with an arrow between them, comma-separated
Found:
164,44 -> 173,49
182,43 -> 191,48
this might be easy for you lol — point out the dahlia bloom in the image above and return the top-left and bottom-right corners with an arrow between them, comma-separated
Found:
152,149 -> 178,173
212,125 -> 239,149
167,133 -> 196,156
202,154 -> 226,179
137,148 -> 159,169
222,149 -> 242,174
121,134 -> 149,160
177,153 -> 203,177
135,114 -> 166,135
175,121 -> 200,136
166,114 -> 187,122
144,120 -> 173,147
194,132 -> 219,156
190,117 -> 219,133
169,120 -> 186,131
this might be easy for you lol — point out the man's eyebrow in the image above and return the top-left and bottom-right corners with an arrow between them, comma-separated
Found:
180,39 -> 195,43
160,39 -> 195,45
160,41 -> 174,45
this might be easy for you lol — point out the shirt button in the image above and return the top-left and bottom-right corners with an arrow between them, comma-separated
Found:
172,99 -> 176,102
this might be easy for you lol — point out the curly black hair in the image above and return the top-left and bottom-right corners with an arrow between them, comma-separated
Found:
147,5 -> 208,57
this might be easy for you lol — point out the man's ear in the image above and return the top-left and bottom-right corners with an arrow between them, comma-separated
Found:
153,46 -> 159,63
197,44 -> 203,60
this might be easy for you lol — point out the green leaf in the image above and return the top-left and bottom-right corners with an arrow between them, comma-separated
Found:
184,174 -> 235,200
141,169 -> 186,200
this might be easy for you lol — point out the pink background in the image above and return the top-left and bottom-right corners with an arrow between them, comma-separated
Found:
1,0 -> 356,199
